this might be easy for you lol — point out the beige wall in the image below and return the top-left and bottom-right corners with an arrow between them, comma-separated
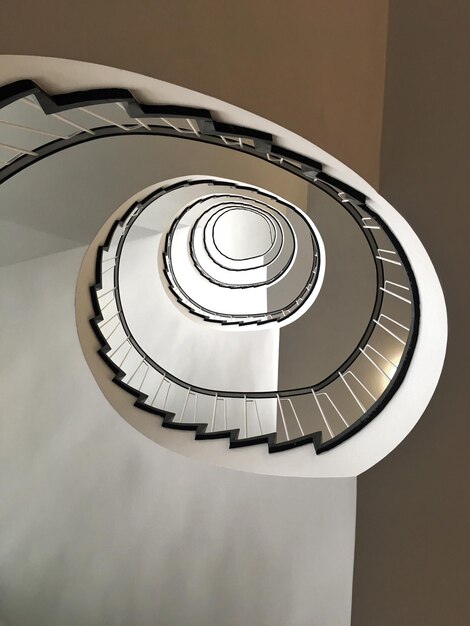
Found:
352,1 -> 470,624
0,0 -> 388,187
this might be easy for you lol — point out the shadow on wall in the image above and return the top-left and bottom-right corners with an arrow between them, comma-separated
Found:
0,247 -> 355,625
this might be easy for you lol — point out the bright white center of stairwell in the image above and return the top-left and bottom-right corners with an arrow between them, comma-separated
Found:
212,208 -> 273,260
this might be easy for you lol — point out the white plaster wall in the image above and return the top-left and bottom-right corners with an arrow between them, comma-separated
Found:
0,246 -> 356,626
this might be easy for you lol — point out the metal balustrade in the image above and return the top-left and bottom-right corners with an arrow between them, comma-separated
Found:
161,183 -> 320,326
89,177 -> 417,452
0,79 -> 420,454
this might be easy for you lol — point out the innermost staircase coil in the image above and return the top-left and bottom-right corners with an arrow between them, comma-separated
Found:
162,179 -> 324,326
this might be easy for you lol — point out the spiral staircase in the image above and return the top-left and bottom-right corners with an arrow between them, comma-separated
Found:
0,51 -> 450,626
89,174 -> 417,453
0,71 -> 442,469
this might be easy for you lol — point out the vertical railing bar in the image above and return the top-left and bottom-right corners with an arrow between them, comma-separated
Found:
379,313 -> 410,331
115,102 -> 150,130
359,347 -> 392,380
135,117 -> 151,130
345,371 -> 377,401
117,344 -> 132,369
220,136 -> 239,146
361,217 -> 380,228
210,393 -> 218,432
244,395 -> 248,439
254,400 -> 263,436
317,393 -> 349,427
151,375 -> 166,406
267,152 -> 283,164
373,320 -> 406,345
311,390 -> 334,438
287,398 -> 305,437
100,295 -> 116,312
1,155 -> 16,166
366,344 -> 398,368
186,118 -> 200,136
276,395 -> 290,440
380,287 -> 412,304
22,99 -> 96,135
193,393 -> 198,423
162,382 -> 171,410
0,142 -> 38,156
138,363 -> 150,391
108,336 -> 129,358
79,106 -> 130,131
0,120 -> 67,139
97,286 -> 116,298
105,321 -> 121,341
339,371 -> 366,412
179,387 -> 191,422
385,279 -> 410,291
160,118 -> 186,133
223,398 -> 227,430
127,359 -> 145,385
376,256 -> 401,266
98,311 -> 119,327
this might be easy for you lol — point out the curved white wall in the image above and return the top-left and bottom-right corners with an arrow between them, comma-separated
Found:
0,245 -> 355,626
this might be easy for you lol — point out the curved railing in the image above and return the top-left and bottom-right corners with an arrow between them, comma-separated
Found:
0,79 -> 420,453
89,179 -> 417,452
163,184 -> 320,325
